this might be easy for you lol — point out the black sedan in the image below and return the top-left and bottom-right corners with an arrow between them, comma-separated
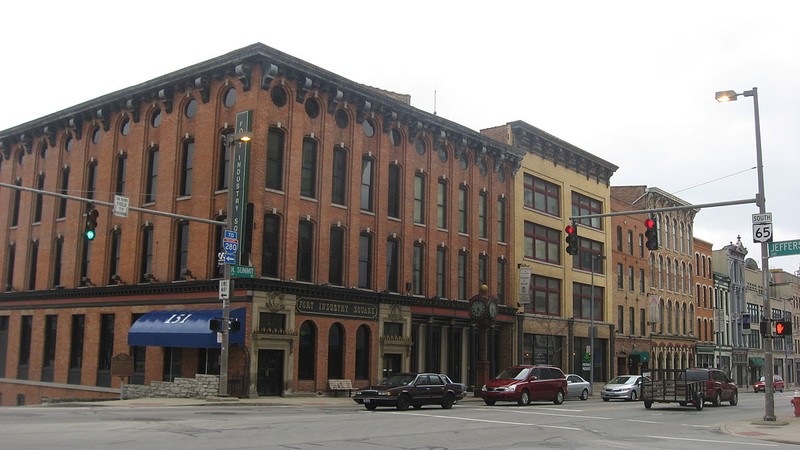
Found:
353,372 -> 466,411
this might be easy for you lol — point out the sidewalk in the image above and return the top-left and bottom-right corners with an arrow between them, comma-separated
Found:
47,394 -> 800,445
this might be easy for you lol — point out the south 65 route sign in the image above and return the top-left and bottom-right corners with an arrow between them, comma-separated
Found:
752,212 -> 773,244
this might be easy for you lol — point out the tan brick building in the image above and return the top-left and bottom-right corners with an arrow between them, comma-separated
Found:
0,43 -> 525,405
482,121 -> 617,382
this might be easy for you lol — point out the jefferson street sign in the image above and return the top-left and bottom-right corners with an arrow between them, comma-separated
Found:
768,239 -> 800,257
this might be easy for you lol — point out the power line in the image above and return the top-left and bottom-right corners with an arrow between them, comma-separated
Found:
671,166 -> 756,194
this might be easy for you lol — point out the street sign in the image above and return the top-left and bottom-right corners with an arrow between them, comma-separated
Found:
223,241 -> 238,253
230,265 -> 255,278
752,212 -> 773,244
113,195 -> 129,218
223,254 -> 236,264
224,230 -> 238,240
518,265 -> 531,304
768,239 -> 800,257
219,279 -> 230,300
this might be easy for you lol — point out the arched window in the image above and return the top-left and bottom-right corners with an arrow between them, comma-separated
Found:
667,300 -> 673,334
355,325 -> 370,380
659,299 -> 665,334
327,323 -> 345,379
298,321 -> 316,380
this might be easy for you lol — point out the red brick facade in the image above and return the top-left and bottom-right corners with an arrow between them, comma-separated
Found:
0,43 -> 524,404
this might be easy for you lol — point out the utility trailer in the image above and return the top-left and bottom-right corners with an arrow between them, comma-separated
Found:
641,369 -> 706,411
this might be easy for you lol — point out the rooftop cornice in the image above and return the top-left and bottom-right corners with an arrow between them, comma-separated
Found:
0,43 -> 525,171
506,120 -> 618,185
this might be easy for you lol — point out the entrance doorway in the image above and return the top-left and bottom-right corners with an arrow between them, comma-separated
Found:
257,349 -> 284,396
383,353 -> 402,380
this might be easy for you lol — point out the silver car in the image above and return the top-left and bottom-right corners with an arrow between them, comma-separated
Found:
566,374 -> 590,400
601,375 -> 647,401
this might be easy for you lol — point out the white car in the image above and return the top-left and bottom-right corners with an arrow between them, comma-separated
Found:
566,374 -> 590,400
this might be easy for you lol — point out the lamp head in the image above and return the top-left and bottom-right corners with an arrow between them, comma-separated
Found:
715,90 -> 738,102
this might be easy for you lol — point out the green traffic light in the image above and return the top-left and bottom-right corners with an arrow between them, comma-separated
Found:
86,229 -> 96,240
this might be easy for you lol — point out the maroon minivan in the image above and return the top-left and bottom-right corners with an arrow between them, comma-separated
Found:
481,365 -> 567,406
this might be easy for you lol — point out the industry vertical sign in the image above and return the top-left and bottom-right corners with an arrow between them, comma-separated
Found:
231,110 -> 252,264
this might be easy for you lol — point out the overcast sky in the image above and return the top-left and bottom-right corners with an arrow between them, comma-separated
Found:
2,1 -> 798,278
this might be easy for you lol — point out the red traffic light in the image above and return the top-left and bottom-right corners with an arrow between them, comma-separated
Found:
644,217 -> 658,250
565,224 -> 579,255
776,322 -> 786,335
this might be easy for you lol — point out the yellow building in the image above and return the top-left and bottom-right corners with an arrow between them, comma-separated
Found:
482,121 -> 617,381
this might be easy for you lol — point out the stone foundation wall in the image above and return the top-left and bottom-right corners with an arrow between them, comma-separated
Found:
122,374 -> 219,399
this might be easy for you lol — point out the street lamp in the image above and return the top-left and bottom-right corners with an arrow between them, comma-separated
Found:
220,131 -> 252,397
590,253 -> 606,395
716,87 -> 775,421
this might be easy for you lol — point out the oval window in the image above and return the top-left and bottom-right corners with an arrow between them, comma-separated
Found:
363,119 -> 375,137
390,128 -> 402,147
185,98 -> 198,118
305,98 -> 320,118
271,85 -> 288,107
224,88 -> 237,108
151,108 -> 162,128
335,109 -> 349,129
120,117 -> 131,136
415,138 -> 426,155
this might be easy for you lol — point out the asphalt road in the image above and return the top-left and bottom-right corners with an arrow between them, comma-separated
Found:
0,392 -> 790,449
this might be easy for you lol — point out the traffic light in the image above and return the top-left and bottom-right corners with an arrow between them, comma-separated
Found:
742,313 -> 751,330
775,320 -> 793,336
85,207 -> 99,240
760,320 -> 769,337
229,319 -> 241,332
565,224 -> 579,255
644,217 -> 658,251
209,318 -> 222,332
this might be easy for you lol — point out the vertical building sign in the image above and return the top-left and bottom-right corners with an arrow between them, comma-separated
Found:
232,110 -> 253,264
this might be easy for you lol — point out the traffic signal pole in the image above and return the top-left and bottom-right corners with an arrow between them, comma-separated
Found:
0,182 -> 226,226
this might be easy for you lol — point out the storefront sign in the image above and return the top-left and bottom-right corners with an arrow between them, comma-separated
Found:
296,298 -> 378,319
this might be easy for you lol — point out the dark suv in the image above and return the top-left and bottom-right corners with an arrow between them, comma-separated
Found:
481,365 -> 567,406
680,368 -> 738,406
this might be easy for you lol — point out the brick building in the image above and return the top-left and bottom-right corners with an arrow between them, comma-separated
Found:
0,43 -> 525,405
610,186 -> 699,375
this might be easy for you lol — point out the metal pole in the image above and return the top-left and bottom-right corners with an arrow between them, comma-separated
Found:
590,256 -> 595,395
219,136 -> 235,397
749,87 -> 776,421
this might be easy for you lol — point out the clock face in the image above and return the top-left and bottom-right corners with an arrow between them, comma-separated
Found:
470,300 -> 486,319
488,300 -> 498,319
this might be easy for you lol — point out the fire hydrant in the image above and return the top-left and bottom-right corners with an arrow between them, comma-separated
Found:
792,391 -> 800,417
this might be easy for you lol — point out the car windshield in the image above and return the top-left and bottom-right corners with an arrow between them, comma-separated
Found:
495,367 -> 530,380
608,376 -> 635,385
759,377 -> 766,382
381,374 -> 416,386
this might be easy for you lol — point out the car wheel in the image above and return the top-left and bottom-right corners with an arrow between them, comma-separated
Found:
518,390 -> 531,406
580,389 -> 589,401
553,390 -> 564,405
413,405 -> 422,409
602,397 -> 610,402
694,392 -> 704,411
484,399 -> 496,406
754,388 -> 758,393
644,400 -> 653,409
441,393 -> 455,410
780,388 -> 784,393
628,391 -> 638,402
678,402 -> 687,407
729,391 -> 738,406
712,391 -> 721,407
365,404 -> 377,411
396,394 -> 411,411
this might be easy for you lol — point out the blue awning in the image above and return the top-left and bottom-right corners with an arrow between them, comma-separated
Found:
128,308 -> 246,348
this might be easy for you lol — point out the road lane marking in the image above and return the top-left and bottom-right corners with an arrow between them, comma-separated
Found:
387,412 -> 583,431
